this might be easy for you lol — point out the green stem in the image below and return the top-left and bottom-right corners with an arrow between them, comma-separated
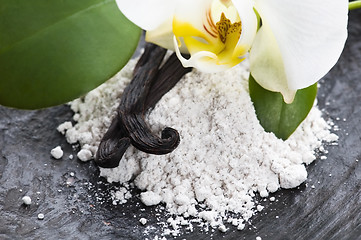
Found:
349,0 -> 361,10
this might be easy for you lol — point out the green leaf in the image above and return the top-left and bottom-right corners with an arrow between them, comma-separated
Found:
0,0 -> 141,109
249,74 -> 317,140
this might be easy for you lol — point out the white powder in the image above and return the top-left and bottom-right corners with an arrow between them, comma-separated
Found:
77,149 -> 92,162
57,121 -> 72,135
139,218 -> 148,225
59,57 -> 338,234
256,205 -> 264,212
140,191 -> 163,206
50,146 -> 63,159
22,196 -> 32,205
111,186 -> 132,205
218,224 -> 228,233
37,213 -> 45,220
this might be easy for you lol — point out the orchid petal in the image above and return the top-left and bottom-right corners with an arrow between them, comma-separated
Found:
232,0 -> 258,55
172,0 -> 214,37
148,0 -> 215,53
115,0 -> 177,30
145,18 -> 176,51
250,24 -> 297,103
251,0 -> 348,94
172,0 -> 217,53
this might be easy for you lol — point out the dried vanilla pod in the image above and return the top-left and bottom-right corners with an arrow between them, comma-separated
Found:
95,43 -> 191,168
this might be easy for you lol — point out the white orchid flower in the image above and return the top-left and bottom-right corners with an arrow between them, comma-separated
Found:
116,0 -> 348,103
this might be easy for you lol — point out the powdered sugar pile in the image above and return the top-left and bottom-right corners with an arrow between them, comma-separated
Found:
58,57 -> 337,234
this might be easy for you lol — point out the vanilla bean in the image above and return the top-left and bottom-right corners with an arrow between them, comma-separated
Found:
145,53 -> 192,109
95,43 -> 191,168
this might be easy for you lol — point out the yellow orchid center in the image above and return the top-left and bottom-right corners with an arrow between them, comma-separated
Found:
216,13 -> 241,44
173,4 -> 247,68
215,13 -> 244,64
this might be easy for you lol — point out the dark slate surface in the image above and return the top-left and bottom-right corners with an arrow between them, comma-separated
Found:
1,10 -> 361,240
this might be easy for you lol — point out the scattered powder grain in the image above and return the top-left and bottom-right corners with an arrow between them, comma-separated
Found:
57,121 -> 72,135
37,213 -> 45,220
139,218 -> 148,225
22,196 -> 32,205
111,186 -> 132,205
77,149 -> 92,162
50,146 -> 63,159
59,57 -> 338,233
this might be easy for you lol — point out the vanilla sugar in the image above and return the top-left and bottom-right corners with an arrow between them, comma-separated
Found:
59,57 -> 337,234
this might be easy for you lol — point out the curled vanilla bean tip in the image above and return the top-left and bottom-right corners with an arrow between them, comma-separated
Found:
130,126 -> 180,155
95,137 -> 131,168
161,127 -> 179,140
122,113 -> 180,155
